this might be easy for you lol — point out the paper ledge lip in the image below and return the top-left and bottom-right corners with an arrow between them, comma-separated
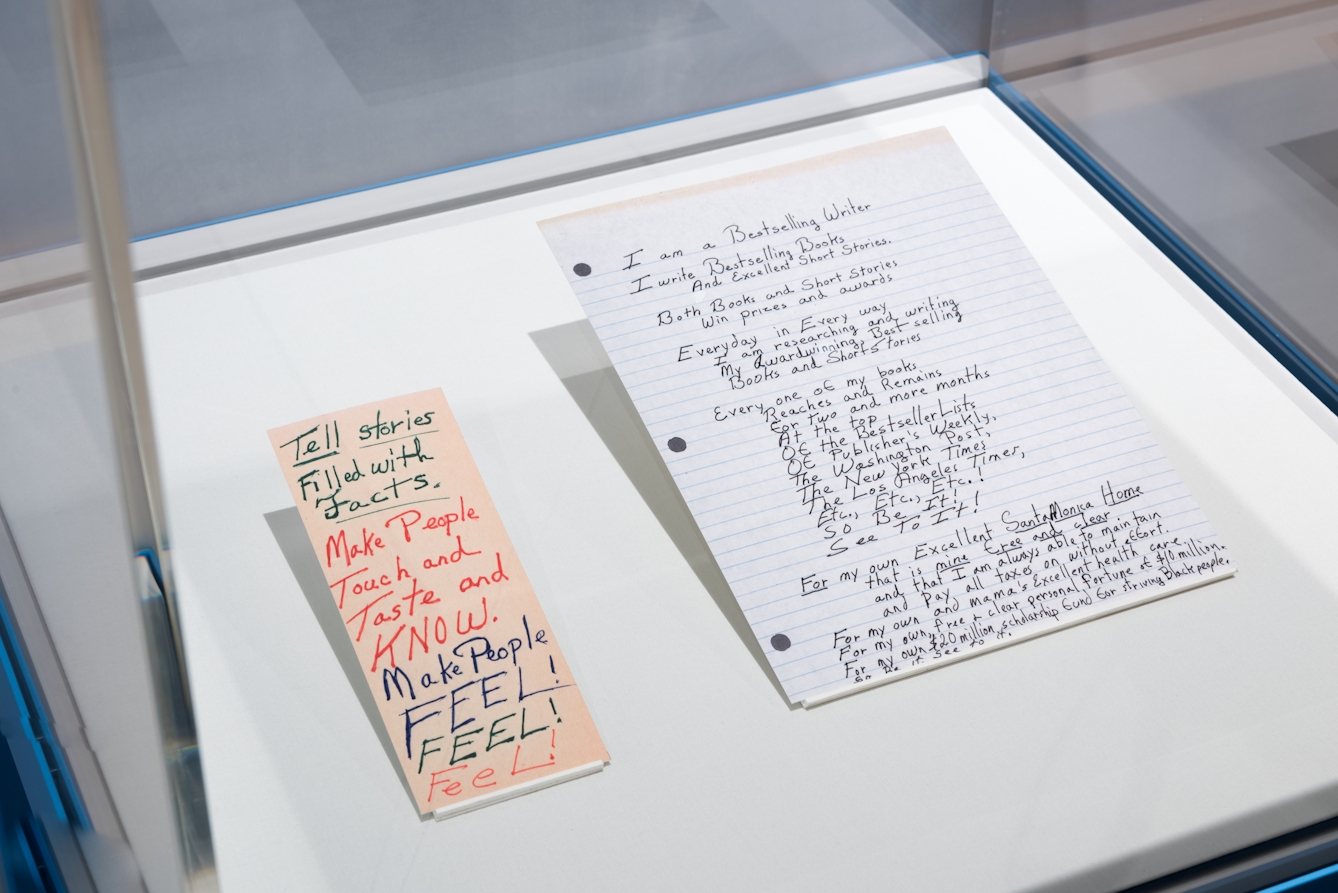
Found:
431,760 -> 608,821
797,566 -> 1238,709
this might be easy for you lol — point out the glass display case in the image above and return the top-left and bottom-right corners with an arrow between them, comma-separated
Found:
2,0 -> 1336,891
1,1 -> 210,891
990,0 -> 1338,412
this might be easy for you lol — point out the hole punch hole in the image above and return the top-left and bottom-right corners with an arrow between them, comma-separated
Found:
667,437 -> 687,452
771,634 -> 791,652
573,263 -> 592,277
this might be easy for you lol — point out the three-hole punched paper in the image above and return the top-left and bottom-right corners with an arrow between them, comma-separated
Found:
540,127 -> 1234,706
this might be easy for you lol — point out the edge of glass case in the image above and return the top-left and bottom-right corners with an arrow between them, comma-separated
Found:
988,69 -> 1338,417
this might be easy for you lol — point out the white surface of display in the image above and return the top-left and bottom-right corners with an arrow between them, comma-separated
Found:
136,88 -> 1338,893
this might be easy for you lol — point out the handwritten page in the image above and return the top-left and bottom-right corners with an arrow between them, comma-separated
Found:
269,389 -> 607,817
539,128 -> 1234,706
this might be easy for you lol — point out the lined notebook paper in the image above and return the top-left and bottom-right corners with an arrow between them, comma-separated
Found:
269,390 -> 608,817
539,128 -> 1233,706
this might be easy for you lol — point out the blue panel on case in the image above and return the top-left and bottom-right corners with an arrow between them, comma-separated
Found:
0,572 -> 86,893
1260,862 -> 1338,892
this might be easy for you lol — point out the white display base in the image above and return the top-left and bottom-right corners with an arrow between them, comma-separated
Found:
433,762 -> 608,822
136,87 -> 1338,893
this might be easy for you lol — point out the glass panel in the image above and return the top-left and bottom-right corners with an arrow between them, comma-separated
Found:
1,0 -> 213,889
93,0 -> 988,238
991,0 -> 1338,388
0,284 -> 184,893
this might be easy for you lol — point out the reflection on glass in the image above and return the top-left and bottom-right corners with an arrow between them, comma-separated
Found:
993,0 -> 1338,387
0,0 -> 80,260
1,0 -> 217,887
86,0 -> 981,239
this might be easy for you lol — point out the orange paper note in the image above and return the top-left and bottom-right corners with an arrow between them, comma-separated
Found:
269,389 -> 607,817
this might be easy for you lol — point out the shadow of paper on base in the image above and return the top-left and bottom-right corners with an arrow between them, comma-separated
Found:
529,319 -> 794,708
264,507 -> 426,816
